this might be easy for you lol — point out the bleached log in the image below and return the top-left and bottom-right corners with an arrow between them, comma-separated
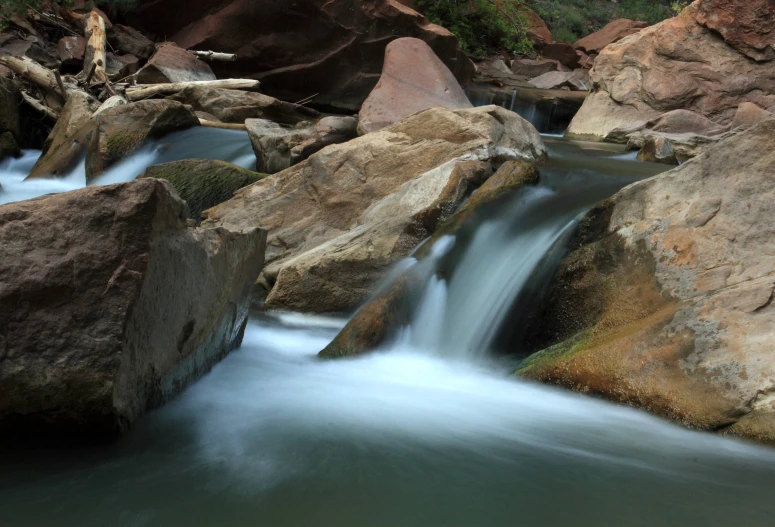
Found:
191,50 -> 238,62
125,79 -> 261,101
82,10 -> 108,84
20,92 -> 59,120
94,95 -> 127,116
198,119 -> 248,131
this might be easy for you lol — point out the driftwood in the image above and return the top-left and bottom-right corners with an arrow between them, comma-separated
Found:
191,50 -> 237,62
125,79 -> 261,101
82,10 -> 108,84
20,91 -> 59,120
198,119 -> 248,131
0,55 -> 64,95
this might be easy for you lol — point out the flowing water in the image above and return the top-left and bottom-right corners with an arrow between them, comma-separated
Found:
3,116 -> 775,526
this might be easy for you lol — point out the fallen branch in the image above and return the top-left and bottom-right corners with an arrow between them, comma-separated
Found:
20,91 -> 59,120
198,119 -> 247,131
191,50 -> 237,62
0,55 -> 63,95
54,71 -> 68,101
82,10 -> 108,84
125,79 -> 261,101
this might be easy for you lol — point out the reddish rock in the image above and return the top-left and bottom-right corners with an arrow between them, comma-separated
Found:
57,36 -> 86,66
541,43 -> 580,69
520,6 -> 552,47
358,38 -> 472,134
511,58 -> 564,78
730,102 -> 773,130
107,24 -> 155,60
135,42 -> 215,84
691,0 -> 775,61
574,19 -> 648,54
529,70 -> 589,91
133,0 -> 474,111
576,50 -> 596,69
106,52 -> 140,79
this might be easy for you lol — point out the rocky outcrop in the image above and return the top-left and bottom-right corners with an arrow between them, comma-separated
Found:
135,42 -> 215,84
203,105 -> 546,313
730,102 -> 774,130
358,38 -> 472,134
0,179 -> 266,439
247,116 -> 358,174
139,159 -> 267,221
567,1 -> 775,140
521,6 -> 552,48
134,0 -> 473,111
691,0 -> 775,61
574,19 -> 648,55
28,99 -> 199,180
517,118 -> 775,446
168,86 -> 320,125
320,160 -> 541,357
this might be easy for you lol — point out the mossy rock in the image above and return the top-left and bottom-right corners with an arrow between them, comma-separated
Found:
138,159 -> 268,222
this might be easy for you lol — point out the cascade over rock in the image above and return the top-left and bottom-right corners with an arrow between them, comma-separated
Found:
517,118 -> 775,446
202,105 -> 546,313
567,0 -> 775,141
0,179 -> 266,438
133,0 -> 474,111
358,37 -> 472,135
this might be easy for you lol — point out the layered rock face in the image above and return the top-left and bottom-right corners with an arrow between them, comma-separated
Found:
0,179 -> 266,438
203,105 -> 546,313
517,119 -> 775,445
358,37 -> 472,134
567,0 -> 775,140
133,0 -> 474,110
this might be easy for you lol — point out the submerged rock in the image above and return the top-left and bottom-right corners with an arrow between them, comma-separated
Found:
516,118 -> 775,446
203,105 -> 546,313
169,86 -> 320,125
567,0 -> 775,140
0,179 -> 266,439
358,38 -> 472,134
139,159 -> 267,221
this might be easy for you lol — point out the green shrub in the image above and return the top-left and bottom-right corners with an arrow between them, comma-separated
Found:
416,0 -> 534,57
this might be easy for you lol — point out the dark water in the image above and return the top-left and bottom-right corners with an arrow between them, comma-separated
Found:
2,137 -> 775,526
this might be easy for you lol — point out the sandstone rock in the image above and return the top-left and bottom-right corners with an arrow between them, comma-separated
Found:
28,99 -> 199,180
57,36 -> 86,66
358,38 -> 472,134
511,59 -> 565,78
247,116 -> 357,174
0,178 -> 266,439
691,0 -> 775,61
139,159 -> 267,221
636,135 -> 677,164
0,131 -> 20,162
134,0 -> 473,111
567,7 -> 775,141
521,6 -> 552,48
135,42 -> 215,84
576,50 -> 596,70
541,43 -> 580,69
321,160 -> 540,356
203,105 -> 546,313
529,70 -> 589,91
730,102 -> 773,130
605,109 -> 727,144
168,86 -> 319,125
0,77 -> 21,144
627,129 -> 737,163
108,24 -> 155,60
517,118 -> 775,445
574,19 -> 648,55
106,52 -> 140,79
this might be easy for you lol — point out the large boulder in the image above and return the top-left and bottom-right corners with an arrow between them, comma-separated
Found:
247,115 -> 358,174
541,43 -> 580,69
27,99 -> 199,180
0,179 -> 265,439
138,159 -> 267,221
133,0 -> 474,111
730,102 -> 774,130
516,118 -> 775,446
567,1 -> 775,140
0,77 -> 21,145
573,19 -> 648,55
135,42 -> 216,84
203,105 -> 546,313
358,37 -> 472,134
107,24 -> 155,61
57,36 -> 86,67
691,0 -> 775,61
168,86 -> 320,124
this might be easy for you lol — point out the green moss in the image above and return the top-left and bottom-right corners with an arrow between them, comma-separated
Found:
516,329 -> 592,376
139,159 -> 267,221
104,131 -> 145,163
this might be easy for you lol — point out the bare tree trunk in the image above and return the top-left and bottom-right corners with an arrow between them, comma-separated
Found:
191,50 -> 238,62
198,119 -> 248,131
0,55 -> 62,94
125,79 -> 262,101
82,10 -> 108,84
20,91 -> 60,120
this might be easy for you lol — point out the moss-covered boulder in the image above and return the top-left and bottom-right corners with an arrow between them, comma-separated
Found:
515,118 -> 775,446
139,159 -> 267,222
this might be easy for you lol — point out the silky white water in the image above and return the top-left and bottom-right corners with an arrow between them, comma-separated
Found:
2,131 -> 775,526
